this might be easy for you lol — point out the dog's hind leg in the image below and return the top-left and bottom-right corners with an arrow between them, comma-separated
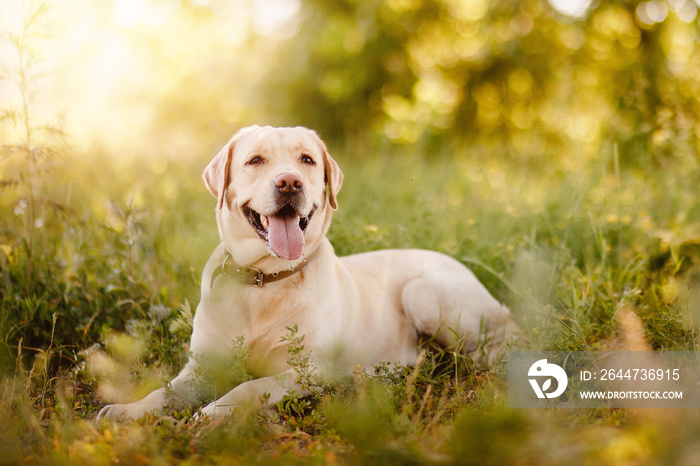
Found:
401,268 -> 518,368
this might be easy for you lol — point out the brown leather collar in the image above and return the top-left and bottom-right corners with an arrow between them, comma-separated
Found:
210,251 -> 312,289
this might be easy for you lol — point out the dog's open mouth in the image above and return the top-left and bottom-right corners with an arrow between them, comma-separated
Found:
244,204 -> 313,261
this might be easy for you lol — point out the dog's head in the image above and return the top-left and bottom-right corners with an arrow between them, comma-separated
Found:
203,125 -> 343,268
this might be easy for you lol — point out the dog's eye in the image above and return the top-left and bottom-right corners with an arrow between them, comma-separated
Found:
247,155 -> 264,165
301,154 -> 315,165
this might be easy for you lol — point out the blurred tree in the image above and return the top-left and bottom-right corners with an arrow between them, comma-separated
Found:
250,0 -> 700,165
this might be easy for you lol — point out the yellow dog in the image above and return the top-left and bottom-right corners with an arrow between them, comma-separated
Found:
99,126 -> 517,420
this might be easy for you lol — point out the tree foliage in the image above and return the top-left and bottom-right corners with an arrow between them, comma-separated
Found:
257,0 -> 700,165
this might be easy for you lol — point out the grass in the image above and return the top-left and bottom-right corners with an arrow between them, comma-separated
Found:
1,140 -> 700,464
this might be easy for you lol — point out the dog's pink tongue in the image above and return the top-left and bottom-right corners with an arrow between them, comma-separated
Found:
267,211 -> 304,260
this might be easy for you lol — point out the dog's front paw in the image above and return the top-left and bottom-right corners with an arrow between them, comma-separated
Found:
199,401 -> 234,420
97,402 -> 156,421
97,388 -> 168,421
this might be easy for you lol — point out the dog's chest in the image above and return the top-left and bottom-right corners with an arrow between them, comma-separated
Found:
239,287 -> 312,376
244,326 -> 290,377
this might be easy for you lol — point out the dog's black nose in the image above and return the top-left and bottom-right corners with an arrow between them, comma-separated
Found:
274,173 -> 303,194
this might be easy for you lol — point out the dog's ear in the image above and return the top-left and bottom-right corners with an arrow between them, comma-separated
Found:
315,134 -> 343,210
203,126 -> 260,209
324,150 -> 343,210
203,141 -> 235,209
203,126 -> 261,207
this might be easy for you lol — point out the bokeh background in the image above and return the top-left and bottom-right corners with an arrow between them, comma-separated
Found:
4,0 -> 700,160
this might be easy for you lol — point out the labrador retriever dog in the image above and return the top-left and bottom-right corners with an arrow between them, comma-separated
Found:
98,125 -> 518,420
